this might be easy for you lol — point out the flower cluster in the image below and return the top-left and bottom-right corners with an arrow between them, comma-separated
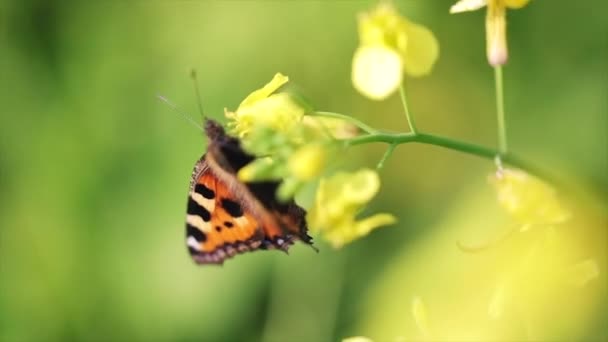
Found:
225,74 -> 395,246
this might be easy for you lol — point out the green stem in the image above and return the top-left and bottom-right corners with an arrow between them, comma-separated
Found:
346,132 -> 494,158
494,66 -> 507,154
311,111 -> 379,134
399,82 -> 418,134
376,143 -> 397,170
343,131 -> 557,185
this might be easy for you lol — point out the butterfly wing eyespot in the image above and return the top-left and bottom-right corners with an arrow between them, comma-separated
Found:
185,119 -> 315,265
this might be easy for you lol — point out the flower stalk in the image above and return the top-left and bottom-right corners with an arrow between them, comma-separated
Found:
336,124 -> 558,186
399,82 -> 418,134
494,65 -> 508,154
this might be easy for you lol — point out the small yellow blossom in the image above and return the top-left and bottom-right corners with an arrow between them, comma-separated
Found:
308,169 -> 396,248
450,0 -> 531,66
225,73 -> 305,137
490,168 -> 570,226
352,3 -> 439,100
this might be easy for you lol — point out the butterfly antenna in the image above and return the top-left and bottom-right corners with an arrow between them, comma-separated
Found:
157,94 -> 204,131
190,69 -> 207,123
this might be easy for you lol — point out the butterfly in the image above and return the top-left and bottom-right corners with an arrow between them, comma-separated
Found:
185,119 -> 315,265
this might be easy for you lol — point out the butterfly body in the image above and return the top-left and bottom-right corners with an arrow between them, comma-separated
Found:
185,119 -> 313,265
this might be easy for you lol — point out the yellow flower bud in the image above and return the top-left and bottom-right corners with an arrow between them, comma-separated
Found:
486,0 -> 508,66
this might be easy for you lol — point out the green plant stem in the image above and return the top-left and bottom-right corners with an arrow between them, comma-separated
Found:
399,82 -> 418,134
343,131 -> 557,185
494,66 -> 507,154
376,143 -> 397,170
314,107 -> 557,185
311,111 -> 379,134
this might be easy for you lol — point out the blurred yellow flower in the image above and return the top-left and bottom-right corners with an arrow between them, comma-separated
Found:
490,168 -> 570,226
352,3 -> 439,100
225,73 -> 305,137
450,0 -> 531,66
308,169 -> 396,248
288,144 -> 327,181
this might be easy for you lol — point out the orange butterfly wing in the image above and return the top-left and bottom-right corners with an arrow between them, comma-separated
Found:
186,166 -> 298,264
185,119 -> 315,265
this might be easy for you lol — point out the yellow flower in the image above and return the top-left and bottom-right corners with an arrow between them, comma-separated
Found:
308,169 -> 396,248
352,3 -> 439,100
490,168 -> 570,226
288,144 -> 327,181
225,73 -> 305,137
450,0 -> 531,66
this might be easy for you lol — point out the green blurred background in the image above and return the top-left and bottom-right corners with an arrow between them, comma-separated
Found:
1,1 -> 606,341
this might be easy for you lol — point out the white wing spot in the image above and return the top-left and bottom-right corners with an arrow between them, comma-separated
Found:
234,216 -> 249,227
191,192 -> 215,212
187,214 -> 211,233
187,236 -> 202,250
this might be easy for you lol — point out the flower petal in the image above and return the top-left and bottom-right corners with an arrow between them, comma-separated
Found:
505,0 -> 530,9
343,168 -> 381,203
238,73 -> 289,108
355,213 -> 396,237
400,21 -> 440,77
352,45 -> 403,100
450,0 -> 488,13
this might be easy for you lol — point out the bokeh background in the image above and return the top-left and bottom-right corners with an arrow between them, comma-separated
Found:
1,1 -> 606,341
